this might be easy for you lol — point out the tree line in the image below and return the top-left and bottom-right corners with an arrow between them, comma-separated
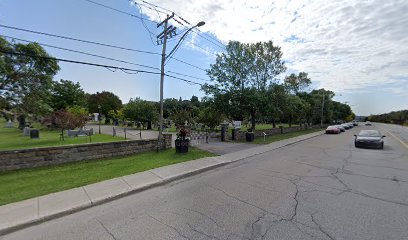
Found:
1,36 -> 355,132
368,110 -> 408,125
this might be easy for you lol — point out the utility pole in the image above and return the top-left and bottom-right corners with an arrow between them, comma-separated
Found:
320,90 -> 325,128
157,13 -> 175,150
156,14 -> 205,151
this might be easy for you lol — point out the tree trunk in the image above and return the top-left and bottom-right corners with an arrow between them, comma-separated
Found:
272,118 -> 276,128
289,115 -> 292,127
250,111 -> 256,131
147,121 -> 152,130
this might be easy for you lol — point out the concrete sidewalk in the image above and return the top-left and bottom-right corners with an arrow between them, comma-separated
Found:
0,131 -> 323,235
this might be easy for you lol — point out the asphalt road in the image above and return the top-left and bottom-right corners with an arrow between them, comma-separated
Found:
2,123 -> 408,240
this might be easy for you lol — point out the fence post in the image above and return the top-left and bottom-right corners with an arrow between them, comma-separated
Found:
124,128 -> 127,140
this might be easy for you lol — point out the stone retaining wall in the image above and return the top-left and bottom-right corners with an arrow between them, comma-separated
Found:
0,134 -> 172,172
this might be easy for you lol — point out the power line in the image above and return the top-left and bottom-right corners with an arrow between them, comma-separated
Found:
167,70 -> 210,82
83,0 -> 155,23
0,24 -> 209,73
0,49 -> 209,87
0,24 -> 161,55
169,56 -> 207,72
140,0 -> 226,50
1,35 -> 160,70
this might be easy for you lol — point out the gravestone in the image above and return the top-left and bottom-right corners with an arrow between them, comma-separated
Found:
30,129 -> 39,139
23,127 -> 31,136
6,120 -> 13,128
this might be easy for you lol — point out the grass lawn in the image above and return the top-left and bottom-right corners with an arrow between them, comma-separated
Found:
251,127 -> 323,144
0,147 -> 215,206
0,120 -> 124,151
239,123 -> 299,132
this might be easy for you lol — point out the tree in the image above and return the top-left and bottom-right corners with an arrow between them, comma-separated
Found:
203,40 -> 286,131
123,98 -> 158,129
284,72 -> 311,94
0,37 -> 59,109
66,105 -> 88,128
87,91 -> 122,123
50,79 -> 86,110
197,106 -> 225,129
43,110 -> 85,140
262,83 -> 287,128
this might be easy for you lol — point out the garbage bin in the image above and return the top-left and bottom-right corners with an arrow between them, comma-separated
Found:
245,132 -> 254,142
30,129 -> 39,139
231,129 -> 236,141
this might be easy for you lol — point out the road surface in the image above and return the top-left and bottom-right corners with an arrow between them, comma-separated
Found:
2,123 -> 408,240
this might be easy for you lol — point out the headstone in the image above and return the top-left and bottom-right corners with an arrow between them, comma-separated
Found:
6,120 -> 13,128
23,127 -> 31,136
233,121 -> 241,129
30,129 -> 39,139
93,113 -> 99,121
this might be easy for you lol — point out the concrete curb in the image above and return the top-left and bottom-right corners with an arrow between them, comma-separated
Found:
0,131 -> 324,236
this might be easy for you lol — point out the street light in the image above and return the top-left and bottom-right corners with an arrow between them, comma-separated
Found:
98,105 -> 101,134
157,21 -> 205,150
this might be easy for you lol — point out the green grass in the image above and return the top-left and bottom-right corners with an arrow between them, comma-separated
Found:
0,120 -> 124,151
251,127 -> 322,144
0,147 -> 215,205
238,123 -> 299,132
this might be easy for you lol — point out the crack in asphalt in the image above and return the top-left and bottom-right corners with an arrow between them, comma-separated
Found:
186,222 -> 222,240
146,214 -> 190,240
182,207 -> 221,227
206,185 -> 282,217
96,219 -> 118,240
311,213 -> 335,240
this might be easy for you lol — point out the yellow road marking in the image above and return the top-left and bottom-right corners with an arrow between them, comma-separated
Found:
383,129 -> 408,150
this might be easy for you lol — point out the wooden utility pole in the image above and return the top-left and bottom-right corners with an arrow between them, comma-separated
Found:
157,13 -> 175,150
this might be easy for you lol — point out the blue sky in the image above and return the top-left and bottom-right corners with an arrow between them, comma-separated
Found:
1,0 -> 407,116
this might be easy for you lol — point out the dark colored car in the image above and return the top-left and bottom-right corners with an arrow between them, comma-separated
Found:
335,125 -> 345,132
326,126 -> 340,134
354,130 -> 385,149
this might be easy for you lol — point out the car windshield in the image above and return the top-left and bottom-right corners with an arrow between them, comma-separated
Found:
358,130 -> 381,137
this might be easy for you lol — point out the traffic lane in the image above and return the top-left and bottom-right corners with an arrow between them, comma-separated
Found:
2,126 -> 408,240
375,123 -> 408,149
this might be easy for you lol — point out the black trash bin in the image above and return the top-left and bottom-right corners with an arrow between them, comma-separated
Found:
246,132 -> 254,142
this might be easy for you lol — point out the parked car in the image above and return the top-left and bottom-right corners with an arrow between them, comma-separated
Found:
341,123 -> 350,129
352,120 -> 358,126
326,126 -> 340,134
354,130 -> 385,149
365,121 -> 372,126
347,123 -> 354,128
335,125 -> 345,132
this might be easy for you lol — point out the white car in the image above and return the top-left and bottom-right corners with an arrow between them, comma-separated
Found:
365,121 -> 372,126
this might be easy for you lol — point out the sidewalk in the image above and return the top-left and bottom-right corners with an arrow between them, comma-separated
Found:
0,131 -> 323,235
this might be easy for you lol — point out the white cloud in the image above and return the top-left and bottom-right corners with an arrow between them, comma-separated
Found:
134,0 -> 408,93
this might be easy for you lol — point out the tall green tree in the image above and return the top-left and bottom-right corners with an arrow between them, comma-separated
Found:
123,98 -> 158,129
87,91 -> 122,123
0,37 -> 59,110
284,72 -> 311,94
203,40 -> 286,131
50,79 -> 86,110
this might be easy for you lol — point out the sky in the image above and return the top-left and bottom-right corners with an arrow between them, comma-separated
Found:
1,0 -> 407,116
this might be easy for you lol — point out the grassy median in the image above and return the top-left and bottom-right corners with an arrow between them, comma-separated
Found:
252,128 -> 323,144
0,148 -> 215,206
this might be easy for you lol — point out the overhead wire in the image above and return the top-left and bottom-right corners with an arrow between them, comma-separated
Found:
0,24 -> 161,55
84,0 -> 155,22
0,24 -> 207,73
1,35 -> 160,70
140,0 -> 226,50
0,49 -> 212,88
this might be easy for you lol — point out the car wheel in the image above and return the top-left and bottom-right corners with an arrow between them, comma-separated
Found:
380,143 -> 384,149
